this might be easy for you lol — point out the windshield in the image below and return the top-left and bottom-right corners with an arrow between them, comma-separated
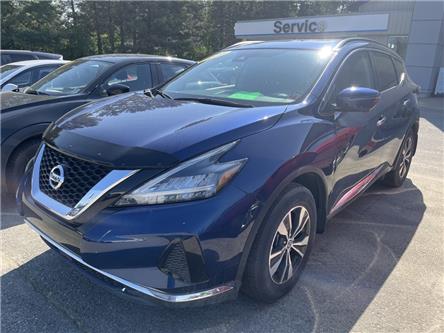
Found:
163,48 -> 331,106
29,59 -> 113,95
0,65 -> 22,78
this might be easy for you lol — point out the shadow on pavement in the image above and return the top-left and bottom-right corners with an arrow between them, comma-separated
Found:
1,179 -> 425,333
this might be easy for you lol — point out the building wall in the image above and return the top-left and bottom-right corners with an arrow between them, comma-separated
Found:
404,1 -> 444,95
359,1 -> 414,40
234,0 -> 443,95
358,1 -> 415,13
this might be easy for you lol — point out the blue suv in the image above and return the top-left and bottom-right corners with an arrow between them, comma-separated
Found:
18,39 -> 420,306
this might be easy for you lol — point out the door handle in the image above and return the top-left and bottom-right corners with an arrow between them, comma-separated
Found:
376,115 -> 386,127
401,99 -> 410,112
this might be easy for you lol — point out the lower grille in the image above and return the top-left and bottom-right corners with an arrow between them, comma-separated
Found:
160,242 -> 191,283
39,146 -> 111,208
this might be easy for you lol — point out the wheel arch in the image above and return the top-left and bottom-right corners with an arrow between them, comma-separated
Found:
236,165 -> 329,284
292,172 -> 328,233
1,123 -> 49,187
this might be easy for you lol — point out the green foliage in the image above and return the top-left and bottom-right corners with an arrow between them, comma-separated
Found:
1,1 -> 357,60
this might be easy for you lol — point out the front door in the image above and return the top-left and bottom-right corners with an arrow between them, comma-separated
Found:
324,50 -> 388,214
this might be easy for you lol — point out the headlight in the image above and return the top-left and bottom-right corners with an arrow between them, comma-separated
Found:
114,141 -> 246,206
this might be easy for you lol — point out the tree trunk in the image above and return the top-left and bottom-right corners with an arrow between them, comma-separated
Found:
93,2 -> 103,53
118,2 -> 125,51
107,1 -> 115,52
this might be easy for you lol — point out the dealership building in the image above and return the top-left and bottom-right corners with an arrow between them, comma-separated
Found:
235,1 -> 444,96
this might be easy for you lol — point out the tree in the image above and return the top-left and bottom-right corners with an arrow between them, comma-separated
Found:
1,0 -> 360,60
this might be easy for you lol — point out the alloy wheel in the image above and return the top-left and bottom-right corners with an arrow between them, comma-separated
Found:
269,206 -> 310,284
399,136 -> 413,179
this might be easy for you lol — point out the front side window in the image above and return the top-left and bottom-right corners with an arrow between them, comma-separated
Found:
9,70 -> 32,87
372,52 -> 398,91
105,63 -> 152,91
0,64 -> 22,78
327,51 -> 375,105
30,60 -> 113,95
162,48 -> 331,106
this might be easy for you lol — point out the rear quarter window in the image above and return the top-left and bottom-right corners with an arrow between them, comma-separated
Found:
372,52 -> 398,91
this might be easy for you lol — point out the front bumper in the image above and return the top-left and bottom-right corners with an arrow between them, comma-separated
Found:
26,220 -> 236,306
20,160 -> 258,306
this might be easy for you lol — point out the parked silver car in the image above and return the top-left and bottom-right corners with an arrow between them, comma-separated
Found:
0,59 -> 69,92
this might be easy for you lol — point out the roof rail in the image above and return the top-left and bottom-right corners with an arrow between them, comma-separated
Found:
335,38 -> 386,49
224,41 -> 263,49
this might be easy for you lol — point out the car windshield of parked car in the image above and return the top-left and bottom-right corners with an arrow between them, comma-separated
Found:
0,64 -> 22,79
29,60 -> 113,95
162,48 -> 331,106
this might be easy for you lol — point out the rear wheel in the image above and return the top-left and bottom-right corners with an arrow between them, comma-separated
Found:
383,130 -> 415,187
6,139 -> 40,193
242,184 -> 316,303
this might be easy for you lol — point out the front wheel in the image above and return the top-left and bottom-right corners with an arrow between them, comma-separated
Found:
242,184 -> 317,303
383,130 -> 416,188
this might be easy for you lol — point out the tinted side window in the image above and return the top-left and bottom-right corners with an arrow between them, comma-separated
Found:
1,54 -> 12,64
105,63 -> 152,91
9,70 -> 32,87
372,52 -> 398,91
34,65 -> 59,81
159,63 -> 187,81
328,51 -> 375,104
10,54 -> 35,62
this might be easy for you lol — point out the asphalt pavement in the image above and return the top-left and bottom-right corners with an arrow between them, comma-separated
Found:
1,100 -> 443,333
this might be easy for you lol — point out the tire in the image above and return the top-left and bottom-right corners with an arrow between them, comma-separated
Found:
382,130 -> 416,188
242,183 -> 317,303
5,139 -> 40,193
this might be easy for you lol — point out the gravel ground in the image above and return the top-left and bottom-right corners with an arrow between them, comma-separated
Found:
1,101 -> 443,333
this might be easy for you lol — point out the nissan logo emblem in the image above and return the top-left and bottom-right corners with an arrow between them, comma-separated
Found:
49,165 -> 65,190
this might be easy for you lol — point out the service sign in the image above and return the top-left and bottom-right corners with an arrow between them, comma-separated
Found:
235,14 -> 389,38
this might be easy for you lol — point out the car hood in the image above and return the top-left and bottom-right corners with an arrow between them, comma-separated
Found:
0,92 -> 75,112
45,92 -> 288,168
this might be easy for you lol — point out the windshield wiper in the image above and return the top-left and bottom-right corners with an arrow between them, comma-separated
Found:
175,97 -> 253,108
25,89 -> 49,96
144,88 -> 173,99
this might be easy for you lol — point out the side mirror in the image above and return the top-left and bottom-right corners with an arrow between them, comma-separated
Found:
106,83 -> 130,96
2,83 -> 19,92
336,87 -> 380,112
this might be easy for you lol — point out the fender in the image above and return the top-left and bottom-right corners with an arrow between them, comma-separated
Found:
235,165 -> 328,284
1,122 -> 50,181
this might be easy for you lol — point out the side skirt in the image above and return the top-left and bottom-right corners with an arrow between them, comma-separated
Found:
328,164 -> 387,218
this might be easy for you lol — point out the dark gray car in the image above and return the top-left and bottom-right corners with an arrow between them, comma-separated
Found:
1,54 -> 194,192
0,50 -> 63,65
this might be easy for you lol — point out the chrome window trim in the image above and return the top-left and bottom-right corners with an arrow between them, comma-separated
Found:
31,144 -> 139,220
26,220 -> 234,303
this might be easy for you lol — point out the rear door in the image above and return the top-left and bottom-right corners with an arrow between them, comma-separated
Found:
370,52 -> 412,165
325,50 -> 388,213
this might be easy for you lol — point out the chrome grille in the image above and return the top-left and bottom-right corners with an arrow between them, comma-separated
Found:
39,146 -> 111,208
